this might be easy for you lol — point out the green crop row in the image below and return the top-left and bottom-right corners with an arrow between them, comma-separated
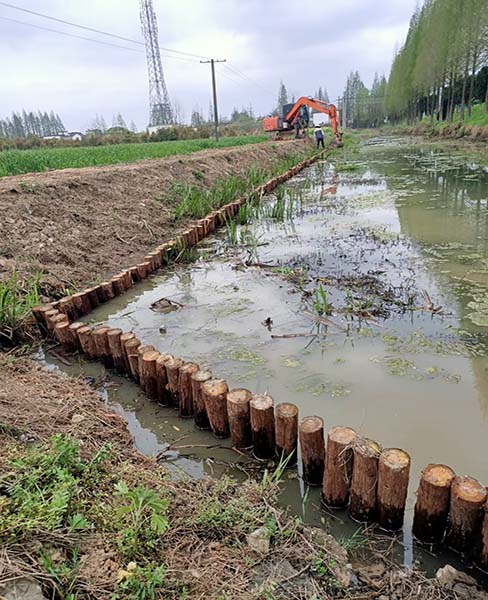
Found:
0,135 -> 268,177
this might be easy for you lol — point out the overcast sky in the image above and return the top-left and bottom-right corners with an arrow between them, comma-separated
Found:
0,0 -> 417,131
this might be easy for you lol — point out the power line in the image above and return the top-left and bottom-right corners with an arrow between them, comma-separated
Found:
0,0 -> 210,60
0,16 -> 143,53
224,62 -> 275,96
0,15 -> 201,63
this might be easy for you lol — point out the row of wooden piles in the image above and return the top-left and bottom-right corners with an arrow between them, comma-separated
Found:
33,305 -> 488,570
31,153 -> 320,336
30,150 -> 488,571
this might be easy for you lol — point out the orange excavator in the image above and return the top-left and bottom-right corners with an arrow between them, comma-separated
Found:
263,96 -> 342,145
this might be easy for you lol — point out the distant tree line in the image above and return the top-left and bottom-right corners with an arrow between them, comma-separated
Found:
342,0 -> 488,128
271,81 -> 331,116
386,0 -> 488,123
342,71 -> 387,128
0,110 -> 66,139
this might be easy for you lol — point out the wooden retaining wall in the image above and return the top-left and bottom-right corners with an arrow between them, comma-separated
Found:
32,149 -> 488,571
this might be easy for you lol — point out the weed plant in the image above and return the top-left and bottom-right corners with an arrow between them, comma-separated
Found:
0,271 -> 41,346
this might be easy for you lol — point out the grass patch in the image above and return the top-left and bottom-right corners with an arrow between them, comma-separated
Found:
0,136 -> 268,177
173,150 -> 314,221
0,271 -> 41,346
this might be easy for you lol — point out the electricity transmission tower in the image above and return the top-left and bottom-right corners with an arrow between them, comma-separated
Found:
139,0 -> 173,127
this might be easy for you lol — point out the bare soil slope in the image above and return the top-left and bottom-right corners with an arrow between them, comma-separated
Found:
0,140 -> 307,295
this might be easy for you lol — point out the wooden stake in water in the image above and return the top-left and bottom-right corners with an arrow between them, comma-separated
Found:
322,426 -> 356,508
412,463 -> 455,544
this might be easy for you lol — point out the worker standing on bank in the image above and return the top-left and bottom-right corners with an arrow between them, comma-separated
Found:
314,125 -> 325,149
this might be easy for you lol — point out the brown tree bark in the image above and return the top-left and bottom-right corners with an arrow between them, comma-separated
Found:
227,388 -> 252,449
156,354 -> 173,405
92,326 -> 112,367
191,370 -> 212,429
54,321 -> 78,352
250,394 -> 275,460
77,325 -> 96,359
412,463 -> 455,544
275,402 -> 298,463
120,332 -> 135,373
107,328 -> 124,372
377,448 -> 411,531
322,426 -> 357,508
178,362 -> 199,417
299,416 -> 325,486
446,476 -> 487,553
72,291 -> 92,316
165,357 -> 184,405
125,338 -> 142,382
141,351 -> 160,400
349,438 -> 381,523
202,379 -> 229,438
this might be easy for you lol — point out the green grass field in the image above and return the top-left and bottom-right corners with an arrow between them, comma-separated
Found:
0,135 -> 268,177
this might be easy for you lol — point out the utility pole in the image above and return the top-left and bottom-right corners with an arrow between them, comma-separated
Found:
200,58 -> 226,141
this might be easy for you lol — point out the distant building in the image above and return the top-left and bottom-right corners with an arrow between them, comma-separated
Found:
43,131 -> 83,141
147,124 -> 172,135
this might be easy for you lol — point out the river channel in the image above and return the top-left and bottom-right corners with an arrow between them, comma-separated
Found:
44,136 -> 488,572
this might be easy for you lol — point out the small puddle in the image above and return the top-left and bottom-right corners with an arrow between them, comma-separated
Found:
44,136 -> 488,577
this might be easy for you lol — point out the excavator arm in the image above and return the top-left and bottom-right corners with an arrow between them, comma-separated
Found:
285,97 -> 339,136
263,96 -> 341,142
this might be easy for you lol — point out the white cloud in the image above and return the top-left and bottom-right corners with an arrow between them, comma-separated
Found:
0,0 -> 416,130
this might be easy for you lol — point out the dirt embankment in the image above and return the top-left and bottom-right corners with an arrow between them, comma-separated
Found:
0,140 -> 308,296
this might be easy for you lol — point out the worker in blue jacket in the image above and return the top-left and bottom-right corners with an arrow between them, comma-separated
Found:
314,125 -> 325,149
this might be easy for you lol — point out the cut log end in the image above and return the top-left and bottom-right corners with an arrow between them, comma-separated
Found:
299,416 -> 325,486
191,369 -> 212,429
377,448 -> 411,531
275,402 -> 299,463
203,378 -> 230,438
250,394 -> 275,460
413,463 -> 456,544
227,388 -> 252,449
349,437 -> 381,523
178,362 -> 199,418
446,476 -> 487,553
322,426 -> 357,508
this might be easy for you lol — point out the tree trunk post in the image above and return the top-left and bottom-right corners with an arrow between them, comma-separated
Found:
322,426 -> 357,508
156,354 -> 173,405
141,350 -> 160,400
227,388 -> 253,449
250,393 -> 275,460
137,345 -> 155,389
191,370 -> 212,429
202,379 -> 229,438
107,328 -> 124,372
178,362 -> 199,417
476,502 -> 488,571
165,357 -> 184,405
76,325 -> 95,359
377,448 -> 411,531
54,321 -> 78,352
92,326 -> 112,367
125,338 -> 142,382
349,437 -> 381,523
120,332 -> 135,373
446,476 -> 487,554
412,463 -> 455,544
68,322 -> 85,351
275,402 -> 298,464
299,416 -> 325,486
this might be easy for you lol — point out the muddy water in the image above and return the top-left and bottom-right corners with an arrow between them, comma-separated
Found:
46,137 -> 488,572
